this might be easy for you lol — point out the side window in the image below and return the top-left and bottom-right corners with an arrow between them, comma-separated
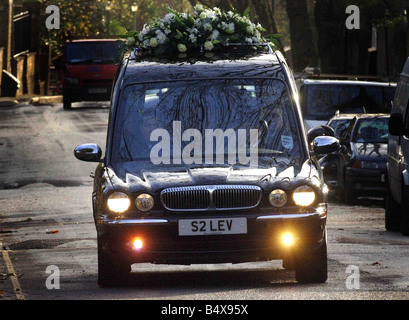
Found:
403,81 -> 409,131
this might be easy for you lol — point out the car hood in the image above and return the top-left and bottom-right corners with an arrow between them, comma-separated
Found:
351,142 -> 387,160
106,159 -> 320,193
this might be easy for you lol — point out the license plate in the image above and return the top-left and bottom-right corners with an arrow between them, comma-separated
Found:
88,88 -> 107,94
178,218 -> 247,236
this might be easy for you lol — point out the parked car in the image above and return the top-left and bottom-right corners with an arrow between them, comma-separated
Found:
327,112 -> 355,139
300,79 -> 396,131
74,44 -> 340,286
57,39 -> 124,110
320,113 -> 389,203
386,57 -> 409,235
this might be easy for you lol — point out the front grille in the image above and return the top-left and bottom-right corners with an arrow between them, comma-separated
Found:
160,185 -> 262,211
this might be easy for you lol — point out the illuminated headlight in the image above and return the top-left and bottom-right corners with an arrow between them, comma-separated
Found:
107,192 -> 130,213
293,186 -> 316,207
135,193 -> 154,212
269,189 -> 287,207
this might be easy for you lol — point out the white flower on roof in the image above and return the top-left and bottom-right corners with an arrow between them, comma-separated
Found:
204,9 -> 215,19
194,4 -> 204,13
156,30 -> 167,44
163,13 -> 175,24
209,29 -> 219,41
203,23 -> 213,31
177,44 -> 187,52
189,34 -> 197,43
149,37 -> 158,47
204,41 -> 214,51
187,27 -> 199,34
194,18 -> 202,28
125,6 -> 276,56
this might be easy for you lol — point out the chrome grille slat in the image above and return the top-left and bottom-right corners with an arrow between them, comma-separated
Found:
160,185 -> 262,211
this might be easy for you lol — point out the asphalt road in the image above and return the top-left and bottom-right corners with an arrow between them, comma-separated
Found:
1,102 -> 409,302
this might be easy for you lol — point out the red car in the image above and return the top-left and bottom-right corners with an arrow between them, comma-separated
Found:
59,39 -> 123,109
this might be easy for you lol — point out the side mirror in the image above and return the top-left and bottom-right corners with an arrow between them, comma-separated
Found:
74,144 -> 102,162
307,125 -> 334,145
312,136 -> 340,155
389,113 -> 404,136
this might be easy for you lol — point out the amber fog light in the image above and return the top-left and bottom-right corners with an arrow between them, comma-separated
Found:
293,186 -> 315,207
135,193 -> 154,212
269,189 -> 287,207
282,233 -> 294,247
133,237 -> 143,250
107,192 -> 130,213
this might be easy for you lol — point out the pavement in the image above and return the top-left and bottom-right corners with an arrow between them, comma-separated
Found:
0,94 -> 62,107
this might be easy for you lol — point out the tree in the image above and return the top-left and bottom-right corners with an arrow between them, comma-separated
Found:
286,0 -> 318,71
39,0 -> 192,56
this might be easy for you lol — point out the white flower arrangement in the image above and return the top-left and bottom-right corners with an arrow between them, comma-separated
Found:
123,5 -> 277,57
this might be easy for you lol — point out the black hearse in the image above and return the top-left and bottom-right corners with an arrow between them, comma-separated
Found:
74,44 -> 339,286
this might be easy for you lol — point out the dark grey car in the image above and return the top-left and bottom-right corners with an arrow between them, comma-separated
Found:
74,45 -> 339,286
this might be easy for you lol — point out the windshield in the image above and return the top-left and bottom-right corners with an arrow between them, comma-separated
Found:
301,83 -> 395,120
65,41 -> 123,64
328,118 -> 353,138
351,117 -> 389,143
111,78 -> 304,169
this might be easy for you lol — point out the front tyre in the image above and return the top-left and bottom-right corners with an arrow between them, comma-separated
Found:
97,241 -> 131,287
400,185 -> 409,236
295,236 -> 328,284
385,181 -> 401,232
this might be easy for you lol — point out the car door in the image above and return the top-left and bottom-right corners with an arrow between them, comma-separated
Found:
400,80 -> 409,193
388,79 -> 409,203
336,117 -> 356,192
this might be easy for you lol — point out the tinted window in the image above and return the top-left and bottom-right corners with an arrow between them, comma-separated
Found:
351,117 -> 389,143
111,78 -> 304,169
65,41 -> 123,64
302,84 -> 395,120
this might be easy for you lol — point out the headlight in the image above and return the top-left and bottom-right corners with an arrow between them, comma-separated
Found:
135,193 -> 154,212
107,192 -> 130,213
293,186 -> 316,207
269,189 -> 287,207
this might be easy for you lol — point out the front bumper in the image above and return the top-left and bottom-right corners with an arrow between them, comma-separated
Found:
96,210 -> 327,265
